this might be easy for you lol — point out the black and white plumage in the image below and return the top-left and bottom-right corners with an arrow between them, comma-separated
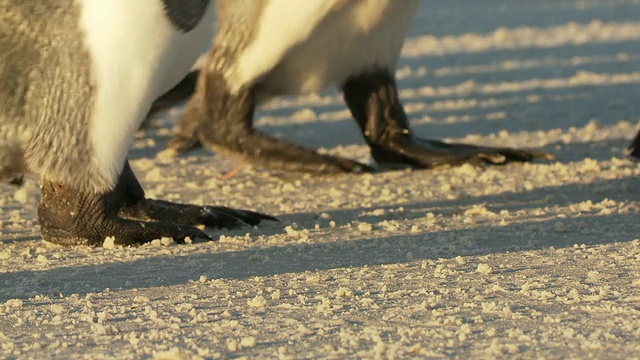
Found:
0,0 -> 274,246
160,0 -> 551,173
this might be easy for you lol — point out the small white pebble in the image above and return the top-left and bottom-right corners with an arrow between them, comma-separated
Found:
13,187 -> 29,204
5,299 -> 23,308
476,263 -> 493,274
241,336 -> 257,348
227,339 -> 238,352
103,236 -> 116,249
160,237 -> 175,246
247,295 -> 267,308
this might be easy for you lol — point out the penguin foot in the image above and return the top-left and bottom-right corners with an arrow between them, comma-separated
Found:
115,161 -> 276,227
37,180 -> 210,246
165,71 -> 373,174
342,70 -> 554,170
169,127 -> 373,174
37,162 -> 276,247
369,136 -> 552,169
119,199 -> 277,229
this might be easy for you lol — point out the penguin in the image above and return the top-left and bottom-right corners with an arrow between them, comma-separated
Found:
156,0 -> 552,174
0,0 -> 274,246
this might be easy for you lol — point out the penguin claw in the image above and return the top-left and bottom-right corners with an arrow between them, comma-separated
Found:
338,70 -> 555,170
167,109 -> 374,174
215,138 -> 375,175
115,161 -> 276,231
37,161 -> 275,247
371,136 -> 553,169
199,206 -> 278,227
125,199 -> 277,229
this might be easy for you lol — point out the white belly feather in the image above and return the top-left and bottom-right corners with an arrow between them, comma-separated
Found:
77,0 -> 214,185
229,0 -> 419,97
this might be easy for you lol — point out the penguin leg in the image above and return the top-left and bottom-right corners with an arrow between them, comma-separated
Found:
37,161 -> 274,247
115,162 -> 276,228
166,66 -> 373,174
341,70 -> 553,169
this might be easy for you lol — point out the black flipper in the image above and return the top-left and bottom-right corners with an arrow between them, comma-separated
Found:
166,66 -> 372,174
342,70 -> 553,169
37,161 -> 275,247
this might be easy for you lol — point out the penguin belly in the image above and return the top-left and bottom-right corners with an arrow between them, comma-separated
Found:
230,0 -> 418,98
77,0 -> 213,189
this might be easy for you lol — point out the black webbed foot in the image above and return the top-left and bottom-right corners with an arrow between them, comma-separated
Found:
115,162 -> 277,228
38,161 -> 275,247
166,68 -> 373,174
342,70 -> 554,169
120,199 -> 275,229
38,181 -> 210,247
369,136 -> 552,169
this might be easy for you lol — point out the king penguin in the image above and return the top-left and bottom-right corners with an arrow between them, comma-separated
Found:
158,0 -> 552,173
0,0 -> 274,246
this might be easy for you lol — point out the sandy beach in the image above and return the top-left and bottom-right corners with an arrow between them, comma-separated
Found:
2,0 -> 640,358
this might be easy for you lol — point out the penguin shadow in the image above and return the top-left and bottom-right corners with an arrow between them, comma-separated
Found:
537,138 -> 633,164
0,232 -> 40,245
272,175 -> 640,230
1,175 -> 638,301
0,180 -> 42,244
